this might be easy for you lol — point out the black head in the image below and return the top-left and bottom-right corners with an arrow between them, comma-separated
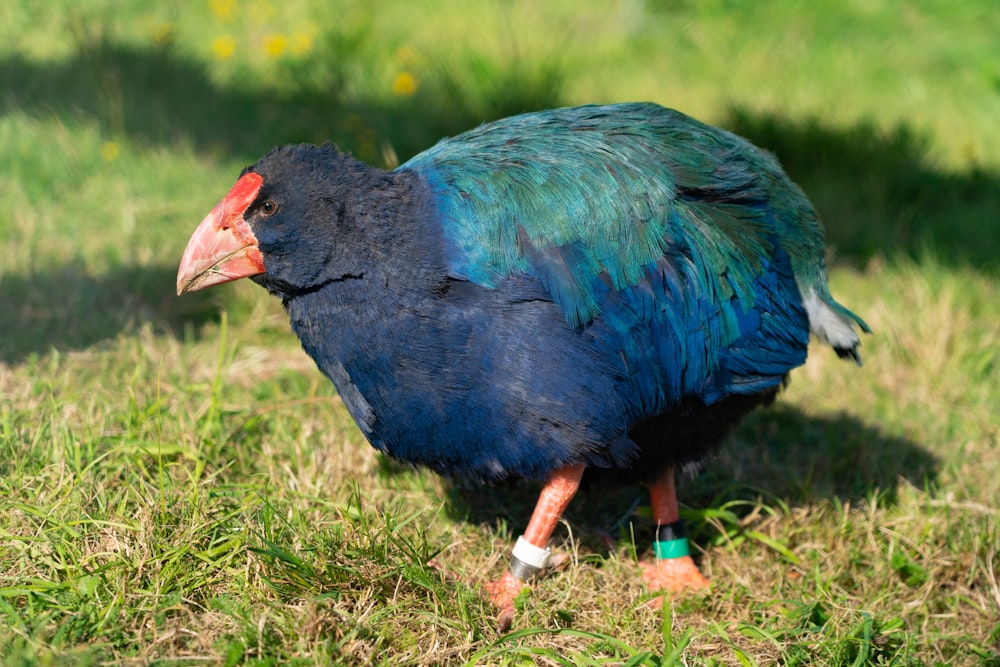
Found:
177,143 -> 427,301
242,144 -> 387,298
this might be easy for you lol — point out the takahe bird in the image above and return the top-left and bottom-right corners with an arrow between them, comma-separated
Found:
176,102 -> 868,626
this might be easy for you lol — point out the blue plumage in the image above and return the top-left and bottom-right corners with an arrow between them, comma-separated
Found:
180,103 -> 868,485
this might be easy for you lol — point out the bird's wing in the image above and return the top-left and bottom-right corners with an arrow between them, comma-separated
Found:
401,103 -> 816,401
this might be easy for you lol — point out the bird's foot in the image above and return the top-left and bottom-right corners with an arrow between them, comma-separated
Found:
639,555 -> 709,608
483,570 -> 525,632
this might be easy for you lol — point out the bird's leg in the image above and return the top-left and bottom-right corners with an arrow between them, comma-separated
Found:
484,463 -> 585,630
639,466 -> 709,599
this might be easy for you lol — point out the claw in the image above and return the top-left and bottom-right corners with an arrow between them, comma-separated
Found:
484,570 -> 524,632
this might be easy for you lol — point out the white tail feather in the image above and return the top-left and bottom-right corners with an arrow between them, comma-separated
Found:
803,287 -> 863,362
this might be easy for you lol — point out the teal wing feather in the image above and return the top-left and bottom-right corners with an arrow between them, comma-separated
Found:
403,104 -> 816,315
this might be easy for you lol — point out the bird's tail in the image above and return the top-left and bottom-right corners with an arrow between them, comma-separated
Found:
802,288 -> 871,366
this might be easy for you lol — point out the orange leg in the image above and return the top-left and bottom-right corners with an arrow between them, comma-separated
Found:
640,467 -> 709,599
484,464 -> 585,630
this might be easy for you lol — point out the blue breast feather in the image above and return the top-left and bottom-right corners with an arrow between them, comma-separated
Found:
400,103 -> 814,408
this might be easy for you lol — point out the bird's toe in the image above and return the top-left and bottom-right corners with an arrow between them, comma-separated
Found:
639,555 -> 709,608
483,570 -> 526,632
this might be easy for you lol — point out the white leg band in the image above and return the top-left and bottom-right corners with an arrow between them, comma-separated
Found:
512,536 -> 551,570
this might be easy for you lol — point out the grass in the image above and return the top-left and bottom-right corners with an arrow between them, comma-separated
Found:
1,0 -> 998,664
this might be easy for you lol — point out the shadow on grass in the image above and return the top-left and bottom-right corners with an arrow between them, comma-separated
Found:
0,37 -> 563,166
721,109 -> 1000,273
0,263 -> 224,363
444,403 -> 936,550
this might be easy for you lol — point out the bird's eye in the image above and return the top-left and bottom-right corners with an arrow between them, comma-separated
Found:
261,200 -> 277,215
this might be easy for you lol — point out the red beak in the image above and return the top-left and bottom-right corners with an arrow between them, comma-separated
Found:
176,172 -> 267,295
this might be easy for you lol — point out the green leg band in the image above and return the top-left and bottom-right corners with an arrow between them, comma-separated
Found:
654,538 -> 691,559
653,521 -> 690,559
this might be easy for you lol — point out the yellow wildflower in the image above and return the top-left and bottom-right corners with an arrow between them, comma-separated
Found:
209,0 -> 237,20
264,33 -> 287,58
290,30 -> 314,57
392,71 -> 418,97
213,35 -> 236,60
101,141 -> 120,162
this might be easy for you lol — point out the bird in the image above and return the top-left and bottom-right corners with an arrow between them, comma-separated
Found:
176,102 -> 869,628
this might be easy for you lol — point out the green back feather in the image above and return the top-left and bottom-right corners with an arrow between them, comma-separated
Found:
403,103 -> 831,330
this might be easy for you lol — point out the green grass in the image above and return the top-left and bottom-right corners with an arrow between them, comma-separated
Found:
2,1 -> 999,664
